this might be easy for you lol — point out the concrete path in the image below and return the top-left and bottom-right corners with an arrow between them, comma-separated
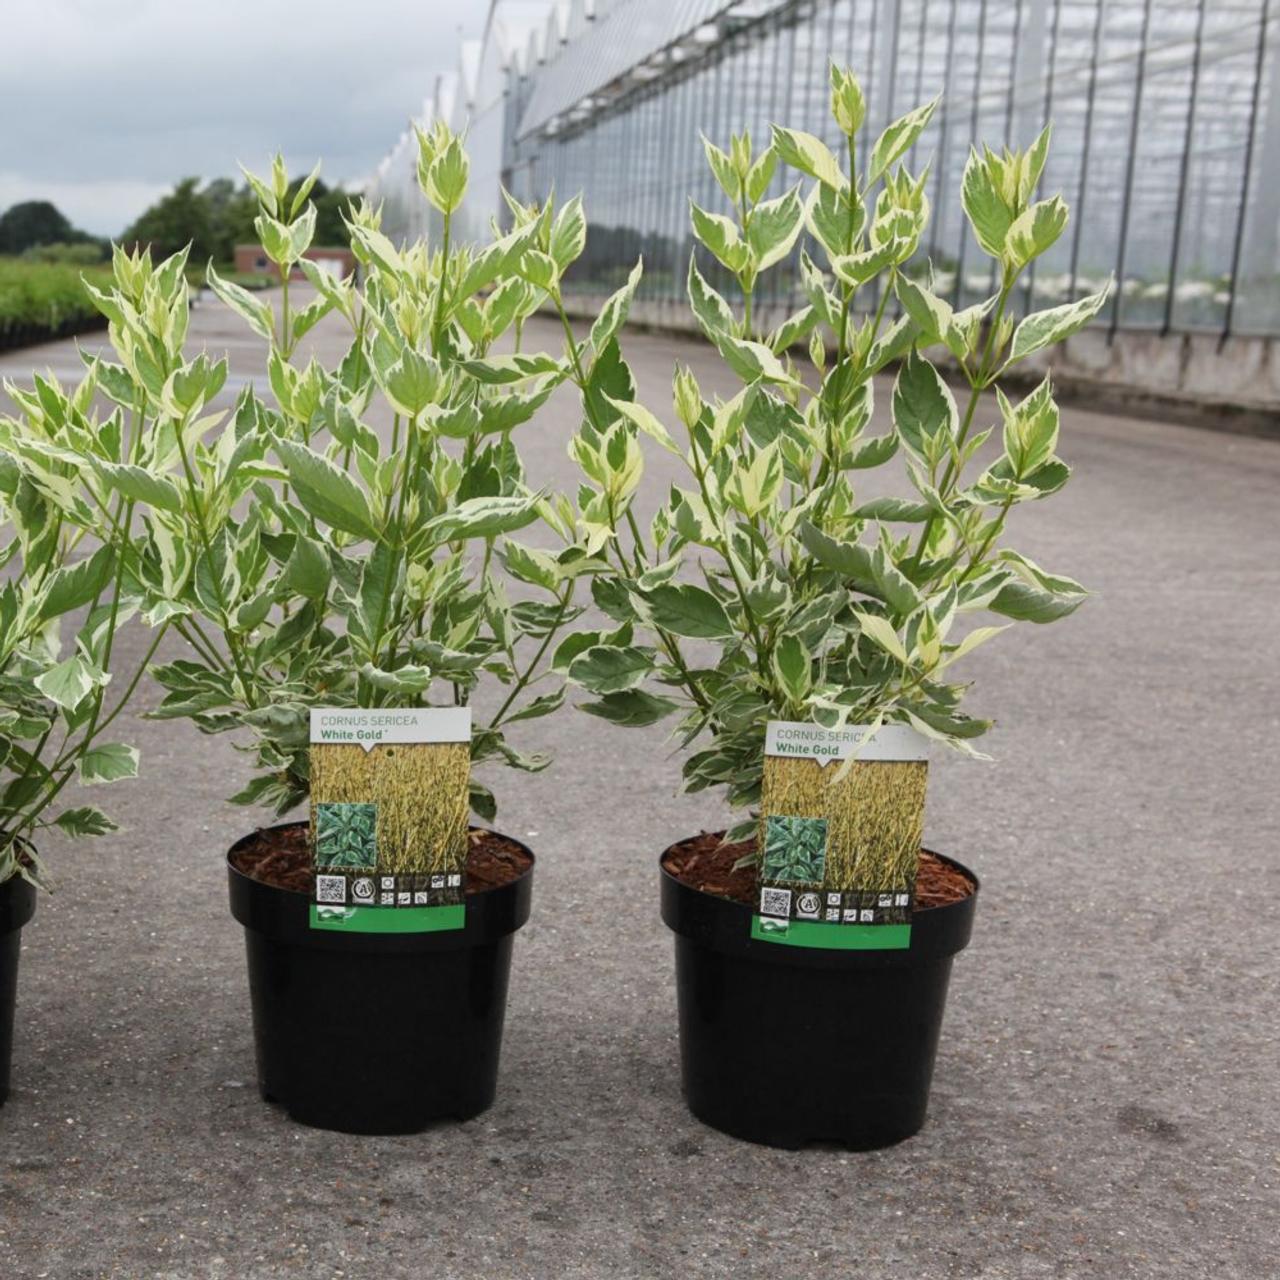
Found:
0,296 -> 1276,1279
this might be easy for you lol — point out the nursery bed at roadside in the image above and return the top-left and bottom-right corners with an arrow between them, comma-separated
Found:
0,297 -> 1275,1280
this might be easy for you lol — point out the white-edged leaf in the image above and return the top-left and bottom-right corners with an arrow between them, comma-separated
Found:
855,612 -> 909,664
77,742 -> 140,786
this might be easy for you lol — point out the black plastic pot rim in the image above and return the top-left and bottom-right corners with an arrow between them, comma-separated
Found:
226,820 -> 534,954
659,838 -> 978,970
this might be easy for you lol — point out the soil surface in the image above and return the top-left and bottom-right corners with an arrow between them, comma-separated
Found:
229,822 -> 532,895
662,831 -> 975,910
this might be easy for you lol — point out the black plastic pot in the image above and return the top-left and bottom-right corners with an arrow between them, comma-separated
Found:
660,843 -> 978,1149
0,874 -> 37,1108
228,823 -> 533,1135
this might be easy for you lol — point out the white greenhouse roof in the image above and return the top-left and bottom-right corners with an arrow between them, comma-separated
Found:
515,0 -> 780,139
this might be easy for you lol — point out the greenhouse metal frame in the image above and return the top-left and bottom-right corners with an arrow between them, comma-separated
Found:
368,0 -> 1280,340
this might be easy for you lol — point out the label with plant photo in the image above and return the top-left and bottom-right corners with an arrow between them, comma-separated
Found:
752,722 -> 928,950
308,707 -> 471,933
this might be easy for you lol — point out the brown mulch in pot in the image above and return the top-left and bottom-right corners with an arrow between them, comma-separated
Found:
661,831 -> 975,910
229,822 -> 532,895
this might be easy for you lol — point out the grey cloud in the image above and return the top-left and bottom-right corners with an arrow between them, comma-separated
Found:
0,0 -> 481,233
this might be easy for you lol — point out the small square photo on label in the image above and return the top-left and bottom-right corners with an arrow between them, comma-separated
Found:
762,815 -> 829,885
314,802 -> 377,870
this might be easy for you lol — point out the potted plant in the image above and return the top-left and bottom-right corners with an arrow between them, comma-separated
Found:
83,133 -> 638,1134
0,250 -> 179,1100
560,65 -> 1110,1148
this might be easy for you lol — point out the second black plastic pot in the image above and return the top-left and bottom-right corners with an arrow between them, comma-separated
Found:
0,873 -> 37,1108
661,841 -> 978,1149
228,822 -> 533,1135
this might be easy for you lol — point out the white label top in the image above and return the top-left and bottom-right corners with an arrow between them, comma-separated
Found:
309,706 -> 472,751
764,720 -> 928,763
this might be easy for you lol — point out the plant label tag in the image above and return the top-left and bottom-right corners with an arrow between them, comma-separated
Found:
752,721 -> 928,950
307,707 -> 472,933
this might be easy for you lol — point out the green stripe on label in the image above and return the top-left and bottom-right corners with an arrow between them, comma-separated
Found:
309,904 -> 466,933
751,916 -> 911,950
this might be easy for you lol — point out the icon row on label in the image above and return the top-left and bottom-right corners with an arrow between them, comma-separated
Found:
314,872 -> 463,906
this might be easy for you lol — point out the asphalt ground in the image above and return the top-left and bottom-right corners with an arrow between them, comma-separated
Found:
0,294 -> 1276,1279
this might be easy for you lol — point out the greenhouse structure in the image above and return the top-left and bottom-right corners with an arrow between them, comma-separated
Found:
367,0 -> 1280,348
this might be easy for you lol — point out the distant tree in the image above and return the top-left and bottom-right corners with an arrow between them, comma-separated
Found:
202,177 -> 258,263
120,175 -> 352,266
0,200 -> 76,255
121,178 -> 215,261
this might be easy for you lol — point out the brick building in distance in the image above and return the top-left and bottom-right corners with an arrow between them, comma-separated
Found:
233,244 -> 355,281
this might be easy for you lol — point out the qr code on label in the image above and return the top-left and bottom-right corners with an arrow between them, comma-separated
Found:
759,887 -> 792,918
315,875 -> 347,905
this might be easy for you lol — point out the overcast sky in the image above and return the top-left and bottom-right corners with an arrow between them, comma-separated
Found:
0,0 -> 482,236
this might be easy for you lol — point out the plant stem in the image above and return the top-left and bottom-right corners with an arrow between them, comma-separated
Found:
432,211 -> 452,348
173,419 -> 257,704
908,278 -> 1016,576
280,264 -> 292,357
489,583 -> 574,730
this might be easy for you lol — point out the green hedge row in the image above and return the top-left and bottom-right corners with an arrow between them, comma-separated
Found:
0,258 -> 113,350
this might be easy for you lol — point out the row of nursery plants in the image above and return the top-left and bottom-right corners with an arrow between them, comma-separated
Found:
0,257 -> 114,350
0,68 -> 1105,1145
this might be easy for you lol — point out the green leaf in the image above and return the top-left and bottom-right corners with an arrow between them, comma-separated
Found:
855,612 -> 909,665
747,185 -> 807,271
797,522 -> 879,595
856,496 -> 930,522
35,654 -> 107,711
53,805 -> 118,838
604,396 -> 681,456
1008,282 -> 1112,363
274,440 -> 380,539
568,644 -> 655,695
477,384 -> 556,435
94,462 -> 184,514
469,781 -> 498,823
725,441 -> 783,517
848,433 -> 899,469
206,263 -> 275,341
999,379 -> 1059,477
938,623 -> 1009,670
687,255 -> 736,341
690,203 -> 748,274
579,689 -> 680,727
77,742 -> 140,786
871,543 -> 923,615
961,148 -> 1014,259
590,258 -> 644,353
517,249 -> 558,292
425,494 -> 541,540
358,662 -> 432,693
772,634 -> 811,704
549,195 -> 587,272
1005,196 -> 1069,269
869,97 -> 939,182
382,349 -> 440,417
830,64 -> 867,136
892,351 -> 957,462
424,136 -> 469,214
715,335 -> 797,387
771,126 -> 845,189
644,583 -> 733,639
504,689 -> 567,725
702,135 -> 739,201
39,545 -> 115,620
502,540 -> 559,590
283,535 -> 331,599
